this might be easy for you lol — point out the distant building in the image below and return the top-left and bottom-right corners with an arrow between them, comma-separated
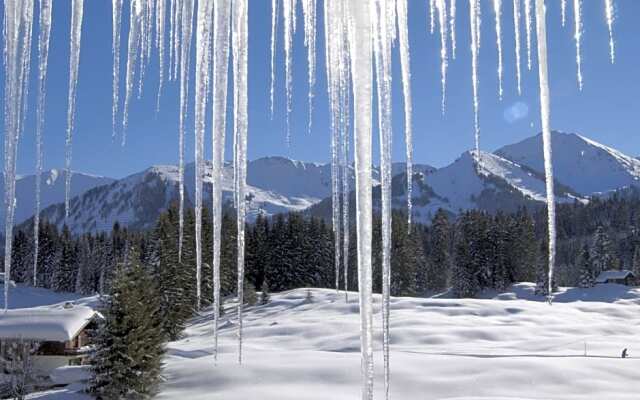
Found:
0,272 -> 15,288
0,302 -> 102,375
595,270 -> 636,286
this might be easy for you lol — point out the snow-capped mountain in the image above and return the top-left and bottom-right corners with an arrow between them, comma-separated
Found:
401,150 -> 582,222
495,131 -> 640,195
22,131 -> 640,232
0,170 -> 114,227
32,157 -> 434,233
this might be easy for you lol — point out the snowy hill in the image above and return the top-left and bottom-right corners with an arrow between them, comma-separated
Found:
496,131 -> 640,195
30,158 -> 434,233
158,286 -> 640,400
0,170 -> 114,228
405,150 -> 582,221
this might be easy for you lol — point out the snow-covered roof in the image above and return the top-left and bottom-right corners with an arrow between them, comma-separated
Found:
595,270 -> 635,284
0,304 -> 100,342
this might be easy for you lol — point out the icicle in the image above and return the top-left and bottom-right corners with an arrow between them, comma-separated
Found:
302,0 -> 317,133
283,0 -> 294,144
169,0 -> 176,80
397,0 -> 413,226
561,0 -> 567,27
65,0 -> 84,219
469,0 -> 481,158
156,0 -> 166,110
513,0 -> 522,95
373,1 -> 393,397
194,0 -> 213,311
270,0 -> 278,118
450,0 -> 457,59
4,0 -> 35,310
493,0 -> 504,99
604,0 -> 615,64
331,104 -> 341,294
347,0 -> 374,397
112,0 -> 123,140
212,0 -> 231,363
34,0 -> 53,287
573,0 -> 583,90
122,0 -> 143,143
533,0 -> 557,302
436,0 -> 449,114
429,0 -> 436,34
341,112 -> 350,301
524,0 -> 532,70
232,0 -> 249,365
178,0 -> 194,262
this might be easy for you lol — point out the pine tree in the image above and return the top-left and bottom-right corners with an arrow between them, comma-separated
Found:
592,225 -> 613,277
632,246 -> 640,280
90,245 -> 165,399
578,244 -> 594,288
425,209 -> 451,292
452,212 -> 480,298
260,280 -> 271,305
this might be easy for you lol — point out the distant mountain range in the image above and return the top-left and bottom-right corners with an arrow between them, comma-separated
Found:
11,131 -> 640,233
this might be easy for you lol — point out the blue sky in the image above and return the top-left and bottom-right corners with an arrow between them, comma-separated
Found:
4,0 -> 640,179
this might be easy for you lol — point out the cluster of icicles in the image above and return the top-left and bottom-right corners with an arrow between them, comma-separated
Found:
2,0 -> 617,398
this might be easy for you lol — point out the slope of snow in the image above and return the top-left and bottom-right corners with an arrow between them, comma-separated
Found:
399,150 -> 581,222
158,286 -> 640,400
496,131 -> 640,195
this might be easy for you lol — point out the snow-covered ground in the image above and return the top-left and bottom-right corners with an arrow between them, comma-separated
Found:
159,284 -> 640,400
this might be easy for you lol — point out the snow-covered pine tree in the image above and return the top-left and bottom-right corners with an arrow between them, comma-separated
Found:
90,245 -> 165,399
578,244 -> 594,288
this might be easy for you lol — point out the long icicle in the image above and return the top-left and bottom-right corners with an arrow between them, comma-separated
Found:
4,0 -> 34,310
339,7 -> 351,301
156,0 -> 166,110
397,0 -> 413,226
302,0 -> 317,133
212,0 -> 232,363
270,0 -> 278,118
111,0 -> 123,140
347,0 -> 374,397
65,0 -> 84,219
178,0 -> 194,262
122,0 -> 143,143
283,0 -> 295,145
493,0 -> 504,99
513,0 -> 522,95
436,0 -> 449,114
373,1 -> 393,397
450,0 -> 457,59
604,0 -> 615,64
469,0 -> 481,158
524,0 -> 532,70
573,0 -> 583,90
561,0 -> 567,27
232,0 -> 249,365
534,0 -> 557,302
194,0 -> 213,311
34,0 -> 53,287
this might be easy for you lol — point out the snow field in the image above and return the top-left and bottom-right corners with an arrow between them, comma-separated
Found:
158,286 -> 640,400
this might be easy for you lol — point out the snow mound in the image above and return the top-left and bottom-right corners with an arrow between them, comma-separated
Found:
158,287 -> 640,400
